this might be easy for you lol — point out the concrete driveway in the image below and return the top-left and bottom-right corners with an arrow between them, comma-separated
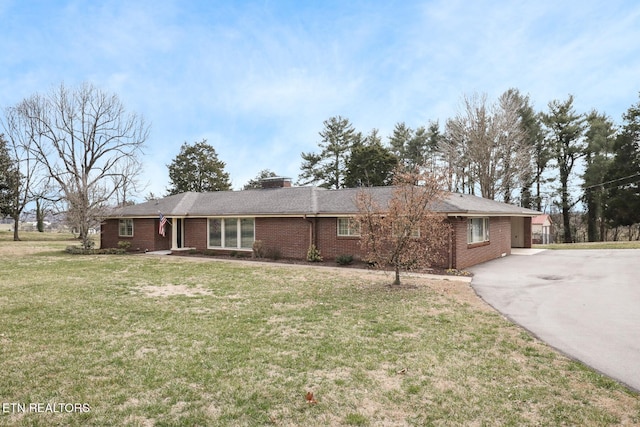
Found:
469,249 -> 640,392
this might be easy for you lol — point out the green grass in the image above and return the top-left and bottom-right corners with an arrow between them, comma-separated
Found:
0,240 -> 639,426
535,241 -> 640,250
0,230 -> 78,242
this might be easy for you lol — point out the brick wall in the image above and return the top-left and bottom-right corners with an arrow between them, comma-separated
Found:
316,217 -> 363,260
101,218 -> 171,252
451,216 -> 512,270
102,214 -> 526,268
255,217 -> 312,259
183,218 -> 208,249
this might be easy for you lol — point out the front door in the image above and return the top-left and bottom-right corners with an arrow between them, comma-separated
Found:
511,217 -> 524,248
171,218 -> 184,250
176,218 -> 183,249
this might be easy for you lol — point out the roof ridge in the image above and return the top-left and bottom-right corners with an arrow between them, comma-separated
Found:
174,192 -> 200,214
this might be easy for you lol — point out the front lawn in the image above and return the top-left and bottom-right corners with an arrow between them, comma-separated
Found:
0,241 -> 638,426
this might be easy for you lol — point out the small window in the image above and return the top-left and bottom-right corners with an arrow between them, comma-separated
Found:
468,217 -> 489,243
119,219 -> 133,237
337,218 -> 360,236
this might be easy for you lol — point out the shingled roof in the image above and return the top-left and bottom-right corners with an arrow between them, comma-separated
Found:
109,186 -> 540,218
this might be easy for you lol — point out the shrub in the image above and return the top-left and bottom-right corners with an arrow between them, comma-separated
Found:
306,244 -> 323,262
265,247 -> 282,260
252,240 -> 266,258
65,246 -> 126,255
336,254 -> 354,265
117,240 -> 131,251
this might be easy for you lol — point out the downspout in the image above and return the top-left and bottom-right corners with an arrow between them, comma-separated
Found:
448,219 -> 453,270
303,187 -> 320,254
303,214 -> 315,248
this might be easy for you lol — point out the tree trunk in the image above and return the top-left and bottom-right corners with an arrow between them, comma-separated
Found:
560,169 -> 573,243
586,188 -> 598,242
36,198 -> 44,232
393,267 -> 401,286
12,216 -> 20,241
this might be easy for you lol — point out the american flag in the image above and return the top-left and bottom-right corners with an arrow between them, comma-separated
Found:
159,213 -> 168,237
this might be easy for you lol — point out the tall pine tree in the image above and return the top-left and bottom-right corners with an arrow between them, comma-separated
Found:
344,129 -> 397,187
541,95 -> 586,243
299,116 -> 357,189
603,96 -> 640,235
582,111 -> 616,241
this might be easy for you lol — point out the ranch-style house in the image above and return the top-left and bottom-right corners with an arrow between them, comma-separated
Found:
101,177 -> 540,269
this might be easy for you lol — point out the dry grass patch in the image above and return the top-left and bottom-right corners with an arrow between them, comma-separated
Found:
138,283 -> 213,298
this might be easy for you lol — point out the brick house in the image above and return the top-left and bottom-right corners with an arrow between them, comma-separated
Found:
101,178 -> 540,269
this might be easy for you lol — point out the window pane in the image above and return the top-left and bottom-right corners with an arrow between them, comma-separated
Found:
209,219 -> 222,247
483,218 -> 490,240
119,219 -> 133,236
472,219 -> 482,242
338,218 -> 349,236
225,218 -> 238,248
468,218 -> 489,243
338,218 -> 361,236
240,218 -> 254,248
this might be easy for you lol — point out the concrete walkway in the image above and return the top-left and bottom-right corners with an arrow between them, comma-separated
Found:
470,249 -> 640,392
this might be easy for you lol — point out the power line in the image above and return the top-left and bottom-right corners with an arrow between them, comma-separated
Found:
583,173 -> 640,190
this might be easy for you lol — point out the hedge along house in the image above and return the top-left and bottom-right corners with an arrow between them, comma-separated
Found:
101,178 -> 540,269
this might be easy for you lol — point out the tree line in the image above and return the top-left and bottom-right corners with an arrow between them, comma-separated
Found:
296,90 -> 640,243
2,83 -> 639,246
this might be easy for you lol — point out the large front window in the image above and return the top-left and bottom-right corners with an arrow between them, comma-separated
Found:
208,218 -> 254,249
468,217 -> 489,244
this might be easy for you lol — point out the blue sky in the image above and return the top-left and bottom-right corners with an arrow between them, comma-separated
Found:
1,0 -> 639,197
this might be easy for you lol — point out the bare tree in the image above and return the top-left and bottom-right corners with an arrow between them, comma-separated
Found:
112,157 -> 145,207
1,106 -> 47,240
15,82 -> 148,248
356,169 -> 450,286
443,91 -> 531,201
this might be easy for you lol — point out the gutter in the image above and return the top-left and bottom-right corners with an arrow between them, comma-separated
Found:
303,187 -> 321,249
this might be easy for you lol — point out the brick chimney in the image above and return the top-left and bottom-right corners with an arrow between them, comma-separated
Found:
260,176 -> 292,189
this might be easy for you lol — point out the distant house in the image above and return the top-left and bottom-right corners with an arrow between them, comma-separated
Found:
101,178 -> 540,269
531,214 -> 553,244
